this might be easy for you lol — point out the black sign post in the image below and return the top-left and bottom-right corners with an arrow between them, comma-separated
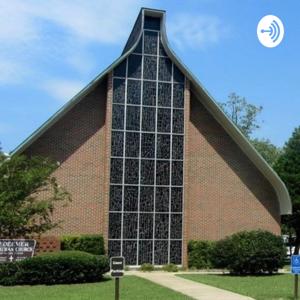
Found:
110,257 -> 125,300
0,239 -> 36,263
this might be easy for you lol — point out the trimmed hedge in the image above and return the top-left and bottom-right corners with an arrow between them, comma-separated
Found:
211,230 -> 286,275
188,240 -> 215,269
0,251 -> 109,286
61,234 -> 105,255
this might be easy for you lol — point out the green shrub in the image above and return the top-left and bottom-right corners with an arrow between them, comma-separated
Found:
139,263 -> 155,272
162,263 -> 178,272
61,234 -> 105,255
0,251 -> 109,286
212,230 -> 286,275
188,240 -> 216,269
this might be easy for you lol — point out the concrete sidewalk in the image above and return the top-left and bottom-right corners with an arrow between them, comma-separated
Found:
128,271 -> 254,300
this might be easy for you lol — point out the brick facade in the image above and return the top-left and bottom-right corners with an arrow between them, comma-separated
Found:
23,75 -> 281,265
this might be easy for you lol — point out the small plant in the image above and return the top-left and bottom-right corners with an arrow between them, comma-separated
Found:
162,263 -> 178,272
61,234 -> 105,255
212,230 -> 286,275
188,240 -> 216,269
139,263 -> 155,272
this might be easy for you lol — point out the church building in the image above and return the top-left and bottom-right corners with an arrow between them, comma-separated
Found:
13,8 -> 291,266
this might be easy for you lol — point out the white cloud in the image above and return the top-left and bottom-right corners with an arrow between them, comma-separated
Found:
168,13 -> 230,50
42,79 -> 85,103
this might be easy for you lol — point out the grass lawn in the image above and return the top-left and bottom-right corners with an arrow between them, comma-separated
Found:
0,275 -> 191,300
178,273 -> 295,300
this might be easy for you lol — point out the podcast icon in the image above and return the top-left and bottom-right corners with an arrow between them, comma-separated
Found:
257,15 -> 284,48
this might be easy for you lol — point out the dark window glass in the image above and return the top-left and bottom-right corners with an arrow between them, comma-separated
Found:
144,16 -> 160,30
171,187 -> 183,212
128,54 -> 142,78
141,160 -> 155,185
140,186 -> 154,211
155,187 -> 169,212
124,186 -> 138,211
170,214 -> 182,239
173,84 -> 184,108
108,213 -> 121,239
110,158 -> 123,184
157,134 -> 170,159
112,104 -> 124,130
108,240 -> 121,257
158,82 -> 171,107
109,185 -> 122,211
139,213 -> 153,239
173,109 -> 184,133
123,240 -> 137,265
141,133 -> 155,158
159,39 -> 168,56
125,132 -> 140,157
126,105 -> 140,131
111,131 -> 124,157
143,81 -> 156,106
154,240 -> 168,265
113,59 -> 126,77
142,107 -> 156,132
123,213 -> 138,239
133,37 -> 142,54
113,78 -> 125,104
156,160 -> 170,185
172,135 -> 184,159
155,214 -> 169,239
173,64 -> 185,83
170,240 -> 182,264
139,240 -> 153,264
157,108 -> 171,133
125,159 -> 139,184
127,79 -> 141,104
143,56 -> 157,80
144,31 -> 157,55
172,161 -> 183,186
158,57 -> 172,81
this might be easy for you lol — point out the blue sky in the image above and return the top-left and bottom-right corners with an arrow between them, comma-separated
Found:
0,0 -> 299,153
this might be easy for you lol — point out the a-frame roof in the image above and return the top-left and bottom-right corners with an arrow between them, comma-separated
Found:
12,8 -> 291,215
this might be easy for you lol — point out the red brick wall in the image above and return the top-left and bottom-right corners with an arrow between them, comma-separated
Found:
185,90 -> 281,242
24,78 -> 109,236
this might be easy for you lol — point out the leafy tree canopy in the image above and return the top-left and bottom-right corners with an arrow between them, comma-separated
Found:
0,154 -> 70,238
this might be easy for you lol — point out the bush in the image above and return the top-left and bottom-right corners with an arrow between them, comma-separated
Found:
139,263 -> 155,272
162,264 -> 178,272
61,234 -> 105,255
188,240 -> 216,269
0,251 -> 109,286
212,230 -> 286,275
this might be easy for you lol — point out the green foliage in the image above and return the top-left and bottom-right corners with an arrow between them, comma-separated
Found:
212,230 -> 286,275
219,92 -> 262,138
139,263 -> 155,272
0,251 -> 109,286
274,126 -> 300,253
0,154 -> 70,238
251,138 -> 282,166
188,240 -> 215,269
162,264 -> 178,272
61,234 -> 105,255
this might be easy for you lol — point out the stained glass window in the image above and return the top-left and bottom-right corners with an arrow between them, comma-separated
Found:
109,18 -> 185,265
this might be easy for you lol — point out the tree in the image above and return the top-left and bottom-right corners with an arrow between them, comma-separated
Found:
251,138 -> 282,166
0,154 -> 71,238
220,92 -> 262,138
274,127 -> 300,253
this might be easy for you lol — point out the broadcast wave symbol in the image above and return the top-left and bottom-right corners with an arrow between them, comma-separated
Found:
261,20 -> 281,43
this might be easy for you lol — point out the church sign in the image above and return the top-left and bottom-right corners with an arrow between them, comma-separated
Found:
0,239 -> 36,263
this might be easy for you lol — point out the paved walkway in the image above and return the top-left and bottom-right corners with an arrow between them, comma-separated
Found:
128,271 -> 254,300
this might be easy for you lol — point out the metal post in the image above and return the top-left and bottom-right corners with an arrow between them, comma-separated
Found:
295,274 -> 299,299
115,278 -> 120,300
